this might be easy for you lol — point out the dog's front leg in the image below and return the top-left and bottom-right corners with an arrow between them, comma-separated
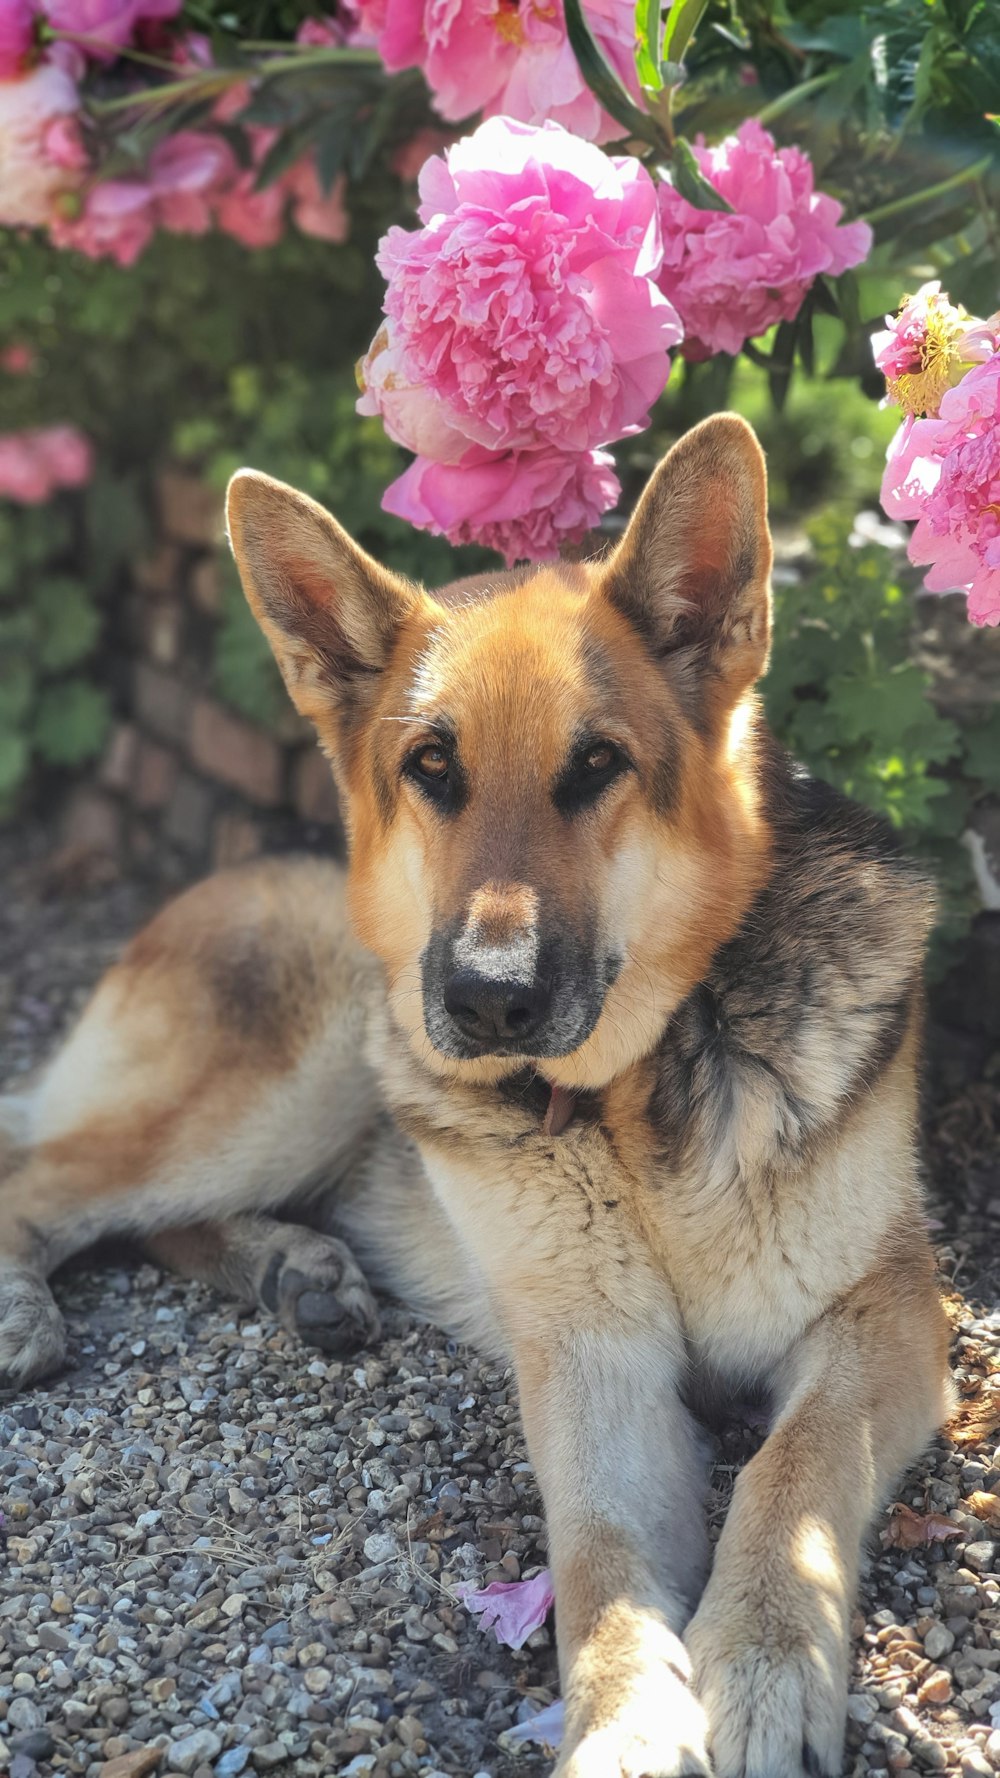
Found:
420,1132 -> 711,1774
685,1246 -> 951,1778
509,1305 -> 713,1778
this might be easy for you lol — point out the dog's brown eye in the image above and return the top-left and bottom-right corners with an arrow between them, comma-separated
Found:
553,737 -> 631,816
404,732 -> 466,814
584,743 -> 616,773
415,745 -> 449,780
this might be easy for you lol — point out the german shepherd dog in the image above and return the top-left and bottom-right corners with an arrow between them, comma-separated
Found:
0,415 -> 952,1778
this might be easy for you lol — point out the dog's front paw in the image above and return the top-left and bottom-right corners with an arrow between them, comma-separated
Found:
258,1229 -> 380,1355
685,1588 -> 847,1778
0,1266 -> 66,1386
555,1668 -> 712,1778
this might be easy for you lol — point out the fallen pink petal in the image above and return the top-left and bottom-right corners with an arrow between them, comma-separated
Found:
456,1569 -> 555,1650
505,1698 -> 566,1749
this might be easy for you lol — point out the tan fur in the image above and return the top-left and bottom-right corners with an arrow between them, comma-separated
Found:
0,416 -> 951,1778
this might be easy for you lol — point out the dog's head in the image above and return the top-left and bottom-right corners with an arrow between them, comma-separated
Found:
227,414 -> 774,1088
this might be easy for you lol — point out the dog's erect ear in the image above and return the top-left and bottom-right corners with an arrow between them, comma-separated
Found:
226,470 -> 418,739
601,414 -> 772,727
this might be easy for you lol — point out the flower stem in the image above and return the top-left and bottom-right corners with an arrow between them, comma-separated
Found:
754,69 -> 842,126
862,155 -> 992,225
90,70 -> 242,114
89,43 -> 384,113
45,28 -> 180,71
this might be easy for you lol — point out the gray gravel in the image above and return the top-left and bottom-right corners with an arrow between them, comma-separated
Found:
2,825 -> 1000,1778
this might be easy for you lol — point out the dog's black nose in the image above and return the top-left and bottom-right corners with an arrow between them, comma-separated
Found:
443,970 -> 552,1046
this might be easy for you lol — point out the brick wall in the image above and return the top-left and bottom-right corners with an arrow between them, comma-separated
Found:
62,469 -> 343,883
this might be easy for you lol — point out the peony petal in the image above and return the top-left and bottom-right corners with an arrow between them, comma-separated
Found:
456,1569 -> 555,1650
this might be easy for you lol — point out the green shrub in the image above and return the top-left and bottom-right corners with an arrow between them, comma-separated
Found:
764,514 -> 1000,967
0,503 -> 111,813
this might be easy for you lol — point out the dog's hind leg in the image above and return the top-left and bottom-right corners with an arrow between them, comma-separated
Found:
142,1215 -> 380,1353
0,856 -> 385,1386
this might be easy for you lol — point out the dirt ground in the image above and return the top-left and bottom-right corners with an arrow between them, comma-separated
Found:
1,825 -> 999,1778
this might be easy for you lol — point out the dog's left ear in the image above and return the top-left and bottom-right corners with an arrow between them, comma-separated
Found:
601,413 -> 772,728
226,469 -> 418,745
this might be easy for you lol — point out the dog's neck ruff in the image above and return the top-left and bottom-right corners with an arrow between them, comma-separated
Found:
543,1081 -> 576,1137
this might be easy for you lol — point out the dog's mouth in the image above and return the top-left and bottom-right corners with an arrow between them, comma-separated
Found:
420,997 -> 602,1063
419,929 -> 620,1063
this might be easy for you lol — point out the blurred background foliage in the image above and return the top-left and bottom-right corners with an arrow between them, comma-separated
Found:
1,0 -> 998,959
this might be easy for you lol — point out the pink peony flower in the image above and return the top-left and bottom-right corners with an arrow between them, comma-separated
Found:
1,342 -> 36,374
872,281 -> 999,418
283,158 -> 349,243
296,14 -> 345,47
215,162 -> 285,249
297,4 -> 377,47
0,55 -> 81,229
0,423 -> 92,502
148,128 -> 237,233
881,357 -> 1000,627
0,432 -> 50,501
656,119 -> 872,359
358,323 -> 473,462
392,125 -> 454,182
49,176 -> 156,264
42,109 -> 87,168
359,118 -> 680,466
0,0 -> 38,78
34,421 -> 93,484
41,0 -> 181,62
374,0 -> 639,143
383,444 -> 620,563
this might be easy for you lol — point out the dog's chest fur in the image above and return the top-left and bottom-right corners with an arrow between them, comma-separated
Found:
378,772 -> 935,1387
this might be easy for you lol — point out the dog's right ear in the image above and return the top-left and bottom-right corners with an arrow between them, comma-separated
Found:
226,470 -> 418,742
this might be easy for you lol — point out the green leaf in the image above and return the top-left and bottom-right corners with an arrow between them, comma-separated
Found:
253,114 -> 326,190
963,712 -> 1000,792
832,667 -> 960,759
634,0 -> 663,92
0,657 -> 35,728
35,578 -> 101,673
32,681 -> 110,767
214,563 -> 288,728
564,0 -> 664,145
84,474 -> 147,590
766,317 -> 799,412
667,137 -> 735,211
0,729 -> 29,801
661,0 -> 708,70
